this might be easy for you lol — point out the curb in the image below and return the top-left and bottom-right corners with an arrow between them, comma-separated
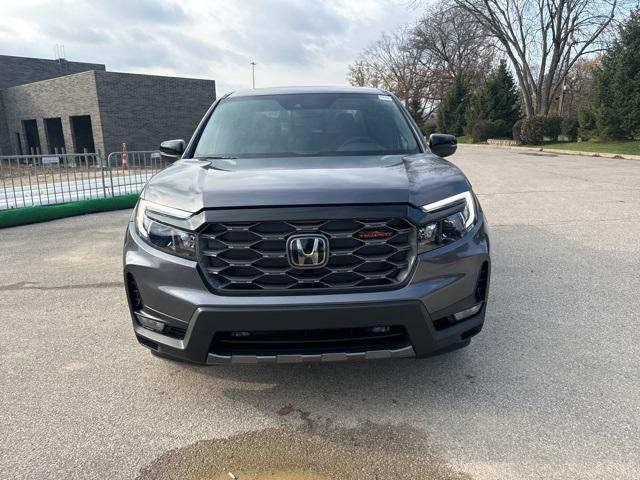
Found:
462,143 -> 640,160
0,194 -> 139,229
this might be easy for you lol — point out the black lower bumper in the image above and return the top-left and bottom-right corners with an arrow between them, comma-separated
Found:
133,299 -> 485,364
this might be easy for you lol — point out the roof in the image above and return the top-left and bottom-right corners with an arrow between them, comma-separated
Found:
227,85 -> 386,98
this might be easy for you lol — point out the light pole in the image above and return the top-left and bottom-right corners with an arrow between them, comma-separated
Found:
250,61 -> 256,89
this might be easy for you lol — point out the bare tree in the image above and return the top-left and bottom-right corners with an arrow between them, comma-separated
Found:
556,55 -> 601,116
453,0 -> 625,116
347,3 -> 496,123
347,27 -> 443,121
412,2 -> 497,89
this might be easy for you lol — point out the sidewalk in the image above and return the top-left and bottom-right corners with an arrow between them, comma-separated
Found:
466,142 -> 640,161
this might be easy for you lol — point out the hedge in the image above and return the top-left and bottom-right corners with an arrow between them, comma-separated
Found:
513,119 -> 524,143
562,117 -> 579,142
0,194 -> 139,229
545,115 -> 563,142
520,116 -> 547,145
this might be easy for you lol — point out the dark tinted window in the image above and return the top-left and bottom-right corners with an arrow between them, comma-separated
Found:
194,93 -> 420,158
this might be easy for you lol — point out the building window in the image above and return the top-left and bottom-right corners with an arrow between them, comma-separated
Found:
70,115 -> 96,153
44,117 -> 66,154
22,119 -> 41,154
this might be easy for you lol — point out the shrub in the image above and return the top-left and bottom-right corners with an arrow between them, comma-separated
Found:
491,119 -> 509,138
545,115 -> 562,142
513,119 -> 524,143
520,116 -> 547,145
421,122 -> 438,137
562,117 -> 579,142
470,120 -> 494,142
578,104 -> 596,141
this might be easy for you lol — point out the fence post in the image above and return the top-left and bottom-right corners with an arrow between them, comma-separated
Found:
51,150 -> 59,204
99,149 -> 108,200
122,143 -> 128,170
107,152 -> 115,197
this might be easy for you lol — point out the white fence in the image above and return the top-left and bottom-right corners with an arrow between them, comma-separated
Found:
0,151 -> 167,210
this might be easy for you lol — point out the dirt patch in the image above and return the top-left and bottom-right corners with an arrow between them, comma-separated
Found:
137,422 -> 471,480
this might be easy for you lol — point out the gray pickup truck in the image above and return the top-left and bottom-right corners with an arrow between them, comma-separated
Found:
123,86 -> 490,364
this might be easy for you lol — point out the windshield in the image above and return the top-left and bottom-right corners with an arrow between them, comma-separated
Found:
193,93 -> 420,158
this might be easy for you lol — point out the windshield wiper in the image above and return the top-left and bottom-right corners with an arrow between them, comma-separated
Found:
194,155 -> 238,160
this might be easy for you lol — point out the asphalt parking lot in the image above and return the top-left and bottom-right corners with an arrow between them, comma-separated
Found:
1,145 -> 639,479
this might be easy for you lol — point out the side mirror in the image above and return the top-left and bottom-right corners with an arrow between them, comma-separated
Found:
159,139 -> 185,163
429,133 -> 457,158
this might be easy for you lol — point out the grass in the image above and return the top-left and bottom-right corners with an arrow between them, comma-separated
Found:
457,135 -> 474,144
543,139 -> 640,156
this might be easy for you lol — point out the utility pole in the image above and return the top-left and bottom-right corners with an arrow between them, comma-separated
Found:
250,61 -> 256,89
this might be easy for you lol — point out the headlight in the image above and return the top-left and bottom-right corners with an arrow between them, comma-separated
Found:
418,191 -> 477,253
135,200 -> 196,260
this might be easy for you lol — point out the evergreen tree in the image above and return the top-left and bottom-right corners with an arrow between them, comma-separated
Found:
466,60 -> 521,138
583,10 -> 640,140
437,76 -> 470,136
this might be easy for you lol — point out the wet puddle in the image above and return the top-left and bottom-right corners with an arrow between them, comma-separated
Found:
137,422 -> 470,480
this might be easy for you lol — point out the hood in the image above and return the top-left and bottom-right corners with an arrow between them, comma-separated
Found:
142,154 -> 471,213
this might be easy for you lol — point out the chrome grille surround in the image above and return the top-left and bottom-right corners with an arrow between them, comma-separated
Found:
197,218 -> 417,293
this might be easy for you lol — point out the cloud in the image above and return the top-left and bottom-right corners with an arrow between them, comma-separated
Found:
44,25 -> 109,45
96,0 -> 189,24
247,0 -> 350,35
206,0 -> 353,67
0,0 -> 416,94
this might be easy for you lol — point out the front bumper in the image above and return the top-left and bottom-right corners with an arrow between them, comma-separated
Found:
124,211 -> 490,365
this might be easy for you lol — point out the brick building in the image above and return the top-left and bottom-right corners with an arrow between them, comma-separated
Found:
0,54 -> 216,156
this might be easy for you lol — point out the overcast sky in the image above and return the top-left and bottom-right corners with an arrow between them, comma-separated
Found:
0,0 -> 416,95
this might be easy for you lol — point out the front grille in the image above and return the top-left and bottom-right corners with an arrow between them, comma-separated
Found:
211,326 -> 410,355
198,218 -> 416,293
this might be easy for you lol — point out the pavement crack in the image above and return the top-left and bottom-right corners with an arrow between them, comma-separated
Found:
0,281 -> 122,291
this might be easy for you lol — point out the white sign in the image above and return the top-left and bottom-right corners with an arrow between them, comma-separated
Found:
42,156 -> 60,165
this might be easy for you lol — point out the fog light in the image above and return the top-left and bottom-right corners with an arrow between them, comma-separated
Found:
452,303 -> 483,321
136,314 -> 165,333
367,326 -> 391,334
231,331 -> 251,338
